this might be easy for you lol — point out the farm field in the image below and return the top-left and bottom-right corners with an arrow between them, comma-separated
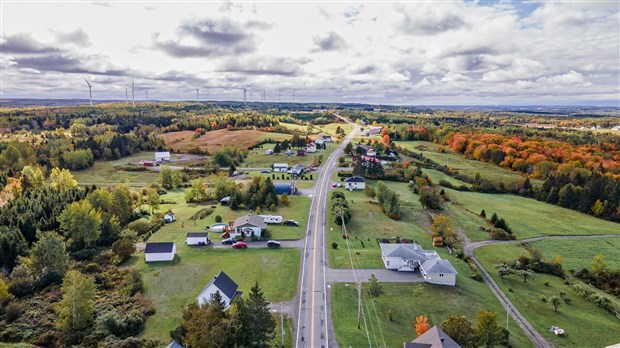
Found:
395,140 -> 543,187
525,237 -> 620,271
331,252 -> 533,348
445,188 -> 620,239
475,243 -> 620,348
244,142 -> 337,168
159,129 -> 292,153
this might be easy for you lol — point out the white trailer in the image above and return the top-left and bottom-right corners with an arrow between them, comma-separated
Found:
259,215 -> 283,224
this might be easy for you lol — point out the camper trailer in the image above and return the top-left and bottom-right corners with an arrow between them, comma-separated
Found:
259,215 -> 283,224
207,223 -> 228,233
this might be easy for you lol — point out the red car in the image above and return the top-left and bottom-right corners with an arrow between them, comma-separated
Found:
232,241 -> 248,249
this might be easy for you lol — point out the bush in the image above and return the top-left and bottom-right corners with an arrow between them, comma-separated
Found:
214,215 -> 222,223
189,208 -> 214,220
127,220 -> 155,235
331,242 -> 338,249
5,302 -> 23,322
540,295 -> 547,302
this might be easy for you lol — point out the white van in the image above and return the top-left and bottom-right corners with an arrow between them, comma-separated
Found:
259,215 -> 283,224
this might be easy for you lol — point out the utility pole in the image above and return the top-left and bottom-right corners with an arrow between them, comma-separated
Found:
357,280 -> 362,329
506,306 -> 509,330
281,302 -> 285,347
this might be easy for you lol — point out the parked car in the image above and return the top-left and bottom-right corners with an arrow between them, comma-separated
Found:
232,241 -> 248,249
267,240 -> 281,248
283,220 -> 299,226
332,183 -> 337,187
261,169 -> 271,173
221,238 -> 235,245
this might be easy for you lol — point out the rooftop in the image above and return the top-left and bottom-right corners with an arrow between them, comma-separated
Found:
198,271 -> 239,301
145,242 -> 175,254
234,214 -> 267,229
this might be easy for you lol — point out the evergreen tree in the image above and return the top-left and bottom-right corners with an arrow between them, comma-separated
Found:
490,213 -> 498,224
367,274 -> 383,298
245,282 -> 276,346
0,226 -> 28,271
480,209 -> 486,218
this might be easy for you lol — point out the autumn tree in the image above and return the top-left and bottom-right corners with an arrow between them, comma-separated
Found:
591,254 -> 608,276
364,184 -> 376,201
415,315 -> 429,337
30,231 -> 70,285
441,314 -> 477,348
475,310 -> 504,348
419,187 -> 443,210
20,165 -> 45,190
147,189 -> 160,214
0,276 -> 10,302
56,270 -> 96,332
50,168 -> 78,190
431,215 -> 453,238
367,274 -> 383,298
57,200 -> 102,249
591,199 -> 604,216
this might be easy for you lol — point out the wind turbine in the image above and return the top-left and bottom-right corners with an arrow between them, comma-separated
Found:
131,80 -> 135,106
145,89 -> 149,101
242,87 -> 248,103
84,79 -> 93,106
125,87 -> 129,104
196,88 -> 200,103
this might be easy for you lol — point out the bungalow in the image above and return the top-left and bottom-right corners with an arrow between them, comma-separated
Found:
145,242 -> 176,262
296,149 -> 306,156
404,326 -> 461,348
186,232 -> 210,245
155,151 -> 171,163
344,176 -> 366,190
420,259 -> 458,286
306,143 -> 317,153
379,242 -> 457,286
228,214 -> 266,239
291,164 -> 305,176
163,212 -> 176,223
274,182 -> 297,195
273,163 -> 289,172
196,271 -> 243,308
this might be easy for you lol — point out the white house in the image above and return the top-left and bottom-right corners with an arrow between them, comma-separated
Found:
379,243 -> 457,286
229,214 -> 267,239
420,259 -> 458,286
155,151 -> 171,163
366,148 -> 377,157
264,149 -> 273,155
163,212 -> 176,223
273,163 -> 289,172
145,242 -> 176,262
344,176 -> 366,190
367,126 -> 383,136
186,232 -> 210,245
306,143 -> 317,153
197,271 -> 242,308
291,164 -> 305,176
314,138 -> 325,145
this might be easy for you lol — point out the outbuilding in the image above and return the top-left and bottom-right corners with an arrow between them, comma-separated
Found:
163,212 -> 176,223
155,151 -> 171,163
273,163 -> 289,172
145,242 -> 177,262
186,232 -> 210,245
291,164 -> 304,176
274,182 -> 297,195
420,259 -> 458,286
344,176 -> 366,190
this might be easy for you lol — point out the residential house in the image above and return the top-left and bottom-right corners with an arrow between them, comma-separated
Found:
186,232 -> 210,245
291,164 -> 305,176
273,163 -> 289,172
163,212 -> 176,223
379,243 -> 458,286
344,176 -> 366,190
306,143 -> 317,153
145,242 -> 177,262
228,214 -> 267,239
366,148 -> 377,157
314,138 -> 325,145
274,182 -> 297,195
404,326 -> 461,348
155,151 -> 171,163
196,271 -> 243,308
420,259 -> 458,286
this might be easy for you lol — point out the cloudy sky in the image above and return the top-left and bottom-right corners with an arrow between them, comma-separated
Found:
1,1 -> 619,105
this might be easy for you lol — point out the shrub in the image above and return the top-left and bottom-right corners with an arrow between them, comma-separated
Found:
214,215 -> 223,223
331,242 -> 338,249
5,302 -> 23,322
540,295 -> 547,302
544,281 -> 550,287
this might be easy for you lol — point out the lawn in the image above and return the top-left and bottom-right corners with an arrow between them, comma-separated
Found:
526,237 -> 620,271
395,141 -> 542,187
331,248 -> 532,348
445,189 -> 620,239
475,243 -> 620,347
150,190 -> 310,241
70,153 -> 161,186
244,142 -> 337,168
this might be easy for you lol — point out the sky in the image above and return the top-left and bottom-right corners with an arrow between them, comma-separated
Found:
1,1 -> 619,105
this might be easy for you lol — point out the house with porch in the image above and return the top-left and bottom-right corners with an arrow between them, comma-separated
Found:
379,243 -> 457,286
228,214 -> 266,239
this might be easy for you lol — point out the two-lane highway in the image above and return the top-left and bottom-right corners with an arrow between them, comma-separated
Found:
295,118 -> 358,348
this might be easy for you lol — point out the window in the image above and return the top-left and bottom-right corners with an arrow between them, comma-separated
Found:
210,293 -> 215,299
439,274 -> 444,277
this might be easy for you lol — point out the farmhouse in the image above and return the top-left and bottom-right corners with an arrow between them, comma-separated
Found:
274,182 -> 297,195
145,242 -> 176,262
196,271 -> 242,308
379,243 -> 457,286
273,163 -> 289,172
229,214 -> 267,239
364,126 -> 382,137
404,326 -> 461,348
155,151 -> 171,163
163,212 -> 176,223
291,164 -> 305,176
186,232 -> 210,245
314,138 -> 325,145
344,176 -> 366,190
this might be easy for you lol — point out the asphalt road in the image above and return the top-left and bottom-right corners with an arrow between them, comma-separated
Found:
295,118 -> 358,348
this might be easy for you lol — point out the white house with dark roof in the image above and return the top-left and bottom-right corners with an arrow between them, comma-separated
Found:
163,212 -> 176,223
420,259 -> 458,286
229,214 -> 267,239
273,163 -> 289,172
379,243 -> 457,286
404,326 -> 461,348
344,176 -> 366,190
186,232 -> 210,246
291,164 -> 305,176
145,242 -> 176,262
197,271 -> 243,308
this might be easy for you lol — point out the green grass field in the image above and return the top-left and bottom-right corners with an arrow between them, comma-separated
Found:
331,248 -> 532,348
244,142 -> 337,168
526,237 -> 620,271
70,152 -> 162,186
446,189 -> 620,239
475,243 -> 620,347
272,313 -> 294,348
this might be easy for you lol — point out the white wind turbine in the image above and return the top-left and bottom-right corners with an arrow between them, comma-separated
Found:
84,79 -> 93,106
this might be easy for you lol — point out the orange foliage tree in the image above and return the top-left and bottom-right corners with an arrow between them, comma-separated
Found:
415,315 -> 430,337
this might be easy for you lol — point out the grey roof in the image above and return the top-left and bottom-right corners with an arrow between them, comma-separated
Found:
220,196 -> 231,202
198,271 -> 239,300
344,176 -> 366,183
404,326 -> 461,348
273,163 -> 288,168
380,243 -> 429,263
186,232 -> 209,238
292,164 -> 304,171
145,242 -> 175,254
166,341 -> 185,348
421,260 -> 458,275
234,214 -> 267,229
